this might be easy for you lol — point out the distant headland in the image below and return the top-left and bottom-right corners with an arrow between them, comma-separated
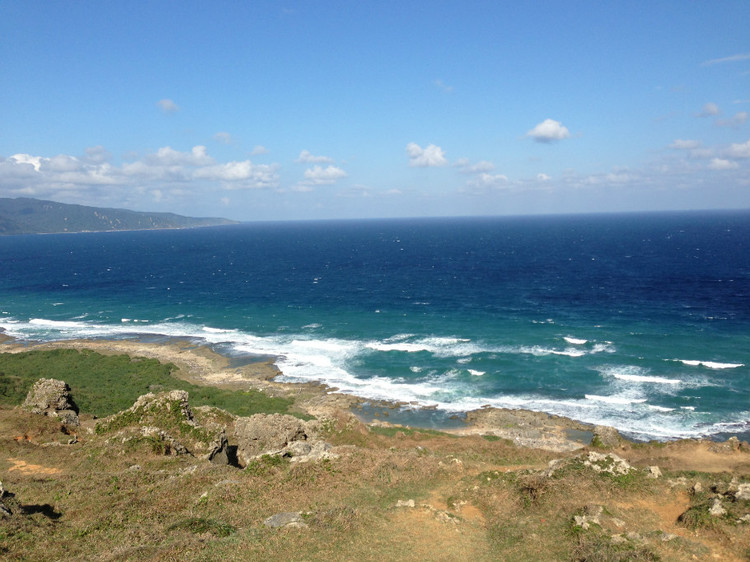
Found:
0,197 -> 237,235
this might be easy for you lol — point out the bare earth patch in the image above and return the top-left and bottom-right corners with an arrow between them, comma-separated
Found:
6,457 -> 63,476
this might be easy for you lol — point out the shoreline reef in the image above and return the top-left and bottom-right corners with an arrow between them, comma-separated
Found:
1,334 -> 745,451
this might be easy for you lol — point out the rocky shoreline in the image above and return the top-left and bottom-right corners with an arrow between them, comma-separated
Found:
0,335 -> 608,452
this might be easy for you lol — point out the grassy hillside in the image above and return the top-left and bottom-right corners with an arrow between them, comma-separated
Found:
0,197 -> 236,235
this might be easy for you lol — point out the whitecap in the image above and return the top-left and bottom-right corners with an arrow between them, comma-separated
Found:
613,373 -> 681,385
202,326 -> 237,334
584,394 -> 648,405
564,336 -> 587,345
648,405 -> 675,412
468,369 -> 485,376
598,365 -> 681,385
674,359 -> 744,369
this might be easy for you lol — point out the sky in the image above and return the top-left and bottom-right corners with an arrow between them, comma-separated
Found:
1,1 -> 749,221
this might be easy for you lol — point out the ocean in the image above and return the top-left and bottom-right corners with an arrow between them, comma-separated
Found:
1,211 -> 748,441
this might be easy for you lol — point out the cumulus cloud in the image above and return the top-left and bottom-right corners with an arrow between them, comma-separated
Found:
526,119 -> 571,142
157,98 -> 179,113
251,145 -> 269,155
213,132 -> 233,144
701,53 -> 750,66
727,139 -> 750,158
297,150 -> 334,164
716,111 -> 748,127
0,145 -> 281,204
537,173 -> 551,181
194,161 -> 280,189
697,102 -> 720,117
708,158 -> 739,170
302,165 -> 347,185
463,172 -> 510,193
406,143 -> 447,167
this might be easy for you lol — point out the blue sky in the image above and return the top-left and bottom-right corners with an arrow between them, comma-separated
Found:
1,1 -> 749,221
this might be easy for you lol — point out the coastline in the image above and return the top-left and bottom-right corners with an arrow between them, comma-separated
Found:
0,334 -> 601,452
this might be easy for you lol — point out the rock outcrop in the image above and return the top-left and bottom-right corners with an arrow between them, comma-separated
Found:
234,413 -> 336,466
22,378 -> 79,426
591,425 -> 622,448
96,390 -> 228,463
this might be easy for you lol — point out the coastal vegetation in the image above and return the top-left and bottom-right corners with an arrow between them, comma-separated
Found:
0,349 -> 295,417
0,346 -> 749,561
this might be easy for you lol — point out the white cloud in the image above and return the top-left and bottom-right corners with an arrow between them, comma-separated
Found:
251,145 -> 269,155
406,143 -> 447,167
297,150 -> 334,164
701,53 -> 750,66
302,165 -> 347,185
464,172 -> 510,193
716,111 -> 748,127
157,98 -> 179,113
537,173 -> 551,181
670,139 -> 701,150
0,145 -> 282,203
708,158 -> 739,170
194,161 -> 280,189
697,102 -> 720,117
8,153 -> 44,171
456,158 -> 495,173
526,119 -> 571,142
145,145 -> 215,167
727,139 -> 750,158
213,132 -> 233,144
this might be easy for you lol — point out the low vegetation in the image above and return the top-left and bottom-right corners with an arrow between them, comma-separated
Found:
0,348 -> 295,417
1,349 -> 749,561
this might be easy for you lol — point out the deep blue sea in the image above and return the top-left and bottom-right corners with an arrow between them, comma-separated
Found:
1,211 -> 749,441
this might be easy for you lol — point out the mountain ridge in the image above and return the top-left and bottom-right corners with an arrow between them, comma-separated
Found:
0,197 -> 238,235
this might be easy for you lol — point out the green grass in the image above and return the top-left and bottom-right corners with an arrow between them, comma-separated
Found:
0,349 -> 295,418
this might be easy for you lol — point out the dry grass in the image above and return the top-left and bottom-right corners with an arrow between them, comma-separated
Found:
2,403 -> 750,561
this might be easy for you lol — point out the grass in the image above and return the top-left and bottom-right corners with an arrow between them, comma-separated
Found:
0,349 -> 295,417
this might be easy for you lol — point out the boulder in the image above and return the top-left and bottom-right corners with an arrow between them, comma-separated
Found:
582,452 -> 633,476
22,378 -> 79,426
263,512 -> 308,529
234,413 -> 335,466
735,483 -> 750,501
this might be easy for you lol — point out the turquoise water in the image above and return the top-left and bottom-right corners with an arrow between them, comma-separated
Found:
1,211 -> 748,440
